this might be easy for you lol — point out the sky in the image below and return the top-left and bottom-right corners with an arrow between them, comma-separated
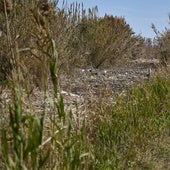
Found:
63,0 -> 170,39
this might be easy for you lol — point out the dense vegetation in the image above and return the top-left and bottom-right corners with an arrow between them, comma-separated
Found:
0,0 -> 170,169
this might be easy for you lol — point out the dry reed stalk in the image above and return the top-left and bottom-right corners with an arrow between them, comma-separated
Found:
0,0 -> 12,14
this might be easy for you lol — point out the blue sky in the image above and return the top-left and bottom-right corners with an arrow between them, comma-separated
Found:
63,0 -> 170,39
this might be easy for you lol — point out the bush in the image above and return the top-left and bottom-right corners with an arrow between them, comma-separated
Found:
152,18 -> 170,67
70,14 -> 138,68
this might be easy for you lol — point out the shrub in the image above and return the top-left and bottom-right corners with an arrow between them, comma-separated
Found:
70,14 -> 137,68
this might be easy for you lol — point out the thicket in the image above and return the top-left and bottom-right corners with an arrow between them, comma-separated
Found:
0,0 -> 170,169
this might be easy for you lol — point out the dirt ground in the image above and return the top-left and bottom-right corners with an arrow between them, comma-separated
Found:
60,59 -> 161,98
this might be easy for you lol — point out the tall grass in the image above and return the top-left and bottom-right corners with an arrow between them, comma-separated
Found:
0,0 -> 91,169
91,77 -> 170,169
1,75 -> 170,169
0,0 -> 170,169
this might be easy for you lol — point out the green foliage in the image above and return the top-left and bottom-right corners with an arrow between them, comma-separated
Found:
0,89 -> 91,169
1,89 -> 47,169
92,77 -> 170,169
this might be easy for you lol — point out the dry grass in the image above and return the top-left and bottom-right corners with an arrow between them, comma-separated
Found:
0,0 -> 170,169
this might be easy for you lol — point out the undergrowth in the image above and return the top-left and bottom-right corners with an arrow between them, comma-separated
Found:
0,0 -> 170,170
1,76 -> 170,169
91,77 -> 170,169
